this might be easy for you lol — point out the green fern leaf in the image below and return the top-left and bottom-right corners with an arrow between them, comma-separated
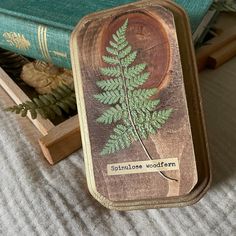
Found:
29,109 -> 37,119
64,98 -> 77,110
96,78 -> 123,91
56,86 -> 68,97
118,46 -> 132,59
114,31 -> 127,46
25,101 -> 36,109
109,41 -> 118,49
44,106 -> 55,119
128,88 -> 158,101
144,122 -> 157,135
134,109 -> 173,137
6,84 -> 76,120
108,20 -> 129,51
112,34 -> 119,43
94,90 -> 124,105
96,104 -> 127,124
51,105 -> 62,116
58,101 -> 70,113
121,51 -> 137,67
38,95 -> 51,106
95,18 -> 173,158
116,19 -> 128,37
130,99 -> 160,112
125,63 -> 147,78
33,97 -> 44,107
102,56 -> 119,65
8,106 -> 19,114
137,126 -> 148,139
0,48 -> 29,79
100,124 -> 132,155
60,84 -> 73,94
100,66 -> 121,77
52,90 -> 63,100
46,94 -> 56,103
127,72 -> 150,90
21,108 -> 27,117
106,46 -> 118,56
118,41 -> 129,51
37,108 -> 47,119
153,109 -> 173,124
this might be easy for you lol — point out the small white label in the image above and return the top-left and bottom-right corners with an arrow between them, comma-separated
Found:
107,158 -> 179,176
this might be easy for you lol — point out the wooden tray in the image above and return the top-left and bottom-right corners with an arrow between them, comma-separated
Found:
0,67 -> 81,165
71,0 -> 211,210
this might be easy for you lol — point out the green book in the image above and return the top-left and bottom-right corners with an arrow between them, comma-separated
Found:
0,0 -> 213,69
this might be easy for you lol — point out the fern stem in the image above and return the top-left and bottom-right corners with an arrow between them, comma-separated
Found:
118,62 -> 177,182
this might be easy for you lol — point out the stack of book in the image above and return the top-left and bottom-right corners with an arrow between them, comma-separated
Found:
0,0 -> 213,69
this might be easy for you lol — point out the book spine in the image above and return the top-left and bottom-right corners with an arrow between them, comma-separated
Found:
0,13 -> 72,69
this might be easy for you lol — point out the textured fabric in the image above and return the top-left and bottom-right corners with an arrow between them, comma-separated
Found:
0,57 -> 235,235
0,14 -> 72,68
175,0 -> 213,31
0,0 -> 136,69
0,0 -> 135,30
0,0 -> 213,30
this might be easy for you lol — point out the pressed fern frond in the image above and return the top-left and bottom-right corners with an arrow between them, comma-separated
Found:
100,66 -> 121,77
6,84 -> 76,120
121,51 -> 137,67
0,48 -> 29,78
128,88 -> 158,101
127,72 -> 150,90
102,56 -> 119,65
94,19 -> 173,167
129,99 -> 160,112
96,78 -> 123,91
100,124 -> 133,155
136,109 -> 173,138
125,63 -> 147,77
118,45 -> 132,59
94,90 -> 124,105
96,104 -> 128,124
153,109 -> 173,124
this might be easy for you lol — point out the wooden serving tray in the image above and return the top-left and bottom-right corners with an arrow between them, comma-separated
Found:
70,0 -> 211,210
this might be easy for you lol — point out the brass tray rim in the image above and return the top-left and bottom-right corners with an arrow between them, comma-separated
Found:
70,0 -> 212,210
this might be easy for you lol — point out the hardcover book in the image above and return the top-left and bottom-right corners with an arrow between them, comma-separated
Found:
0,0 -> 213,69
71,0 -> 211,210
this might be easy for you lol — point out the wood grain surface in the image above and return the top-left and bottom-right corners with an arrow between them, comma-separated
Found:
72,2 -> 198,203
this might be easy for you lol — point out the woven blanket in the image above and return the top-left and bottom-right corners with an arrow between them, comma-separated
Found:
0,58 -> 235,235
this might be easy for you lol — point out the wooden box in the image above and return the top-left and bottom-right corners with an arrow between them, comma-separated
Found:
0,67 -> 81,165
70,0 -> 211,210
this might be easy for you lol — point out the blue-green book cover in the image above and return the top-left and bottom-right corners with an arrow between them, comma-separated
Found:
0,0 -> 213,69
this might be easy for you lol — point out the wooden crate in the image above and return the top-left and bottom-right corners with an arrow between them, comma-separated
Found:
0,67 -> 81,164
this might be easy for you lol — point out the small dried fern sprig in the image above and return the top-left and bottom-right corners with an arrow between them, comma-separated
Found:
0,48 -> 29,78
94,19 -> 176,181
6,84 -> 76,120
